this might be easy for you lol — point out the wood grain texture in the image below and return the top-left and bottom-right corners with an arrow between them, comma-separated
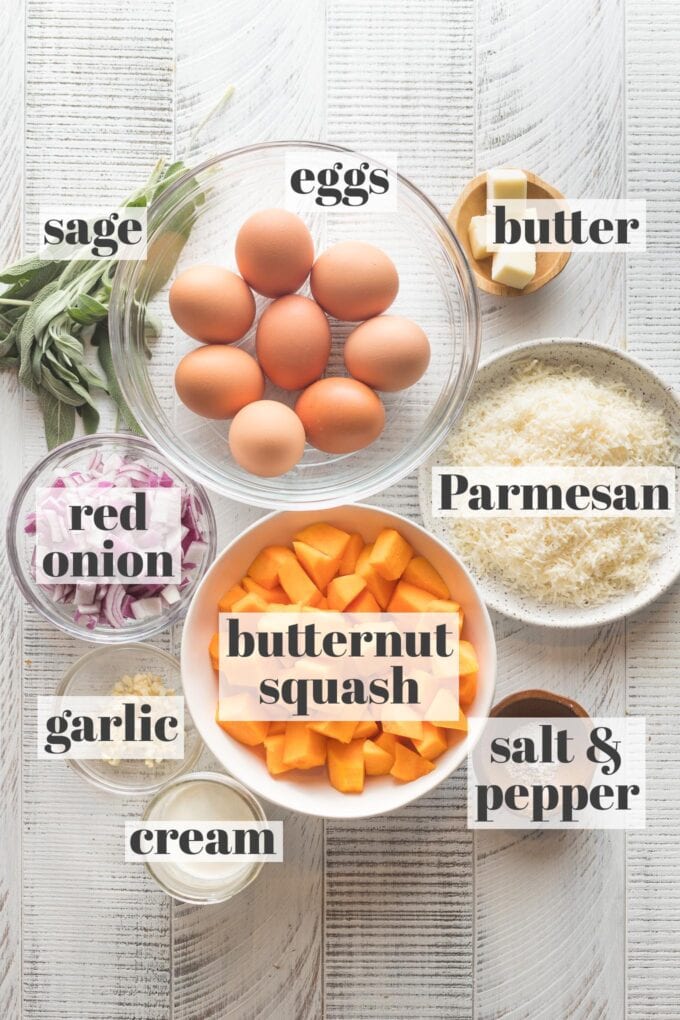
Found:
170,4 -> 327,1019
323,2 -> 476,1017
0,2 -> 25,1017
21,2 -> 175,1017
625,2 -> 680,1015
473,0 -> 628,1016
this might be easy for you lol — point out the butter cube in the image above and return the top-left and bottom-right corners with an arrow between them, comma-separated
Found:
467,215 -> 494,260
487,167 -> 527,202
491,247 -> 536,290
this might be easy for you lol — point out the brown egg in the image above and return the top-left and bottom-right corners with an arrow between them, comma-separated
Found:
169,265 -> 255,343
175,345 -> 263,419
229,400 -> 306,477
256,295 -> 331,390
295,377 -> 385,454
235,209 -> 314,298
310,241 -> 399,321
344,315 -> 431,391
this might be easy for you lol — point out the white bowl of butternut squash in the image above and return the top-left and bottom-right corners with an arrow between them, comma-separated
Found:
181,504 -> 496,818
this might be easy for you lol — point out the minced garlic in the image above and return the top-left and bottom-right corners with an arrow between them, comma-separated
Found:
105,672 -> 176,767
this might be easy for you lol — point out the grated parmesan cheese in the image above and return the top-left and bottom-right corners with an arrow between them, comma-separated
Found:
443,359 -> 677,606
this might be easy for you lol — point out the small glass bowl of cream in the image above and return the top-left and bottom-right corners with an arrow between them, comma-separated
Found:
141,772 -> 267,903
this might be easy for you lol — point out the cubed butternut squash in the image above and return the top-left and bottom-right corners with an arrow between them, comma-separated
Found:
369,528 -> 414,581
326,573 -> 366,611
231,592 -> 270,613
352,720 -> 380,740
364,739 -> 394,775
294,523 -> 351,560
266,601 -> 303,613
246,545 -> 297,589
218,584 -> 247,612
242,577 -> 289,604
278,557 -> 323,606
387,580 -> 435,613
292,541 -> 341,592
390,742 -> 436,781
459,672 -> 477,708
434,706 -> 468,733
356,544 -> 396,609
327,738 -> 365,793
282,722 -> 327,769
374,730 -> 399,758
428,598 -> 463,634
269,721 -> 287,735
216,705 -> 270,747
459,639 -> 479,676
411,722 -> 448,761
346,588 -> 382,613
338,532 -> 364,575
263,733 -> 295,775
308,720 -> 358,743
402,556 -> 450,600
209,632 -> 220,671
383,719 -> 424,740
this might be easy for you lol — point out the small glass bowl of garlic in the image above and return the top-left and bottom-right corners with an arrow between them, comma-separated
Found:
55,643 -> 203,796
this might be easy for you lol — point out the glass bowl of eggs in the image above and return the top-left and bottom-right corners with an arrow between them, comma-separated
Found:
109,142 -> 480,509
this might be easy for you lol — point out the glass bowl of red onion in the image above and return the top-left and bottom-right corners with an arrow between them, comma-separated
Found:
7,433 -> 216,643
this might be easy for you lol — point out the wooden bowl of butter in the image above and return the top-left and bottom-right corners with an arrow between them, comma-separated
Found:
450,168 -> 571,297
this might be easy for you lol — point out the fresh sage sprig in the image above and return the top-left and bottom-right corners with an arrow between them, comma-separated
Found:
0,158 -> 198,449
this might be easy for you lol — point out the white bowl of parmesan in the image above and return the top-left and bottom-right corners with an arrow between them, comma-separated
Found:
420,338 -> 680,627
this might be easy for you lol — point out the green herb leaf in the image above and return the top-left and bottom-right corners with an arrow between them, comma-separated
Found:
95,326 -> 142,434
39,390 -> 76,450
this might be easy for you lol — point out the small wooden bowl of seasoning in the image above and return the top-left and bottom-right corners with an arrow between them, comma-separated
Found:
449,169 -> 571,297
490,688 -> 588,719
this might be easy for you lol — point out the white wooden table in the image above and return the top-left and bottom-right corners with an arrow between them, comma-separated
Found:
1,1 -> 679,1017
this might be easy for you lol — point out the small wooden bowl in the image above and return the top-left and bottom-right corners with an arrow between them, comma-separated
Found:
449,170 -> 571,297
490,689 -> 589,719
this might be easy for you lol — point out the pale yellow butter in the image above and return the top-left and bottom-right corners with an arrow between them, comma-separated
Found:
487,167 -> 527,202
491,246 -> 536,289
468,214 -> 494,259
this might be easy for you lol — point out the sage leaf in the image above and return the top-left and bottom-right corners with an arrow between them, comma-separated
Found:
40,390 -> 76,450
95,327 -> 142,434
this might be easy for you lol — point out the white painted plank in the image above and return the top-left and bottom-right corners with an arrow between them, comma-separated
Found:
170,3 -> 327,1017
324,2 -> 476,1016
0,1 -> 25,1016
625,2 -> 680,1014
473,0 -> 628,1016
21,2 -> 175,1017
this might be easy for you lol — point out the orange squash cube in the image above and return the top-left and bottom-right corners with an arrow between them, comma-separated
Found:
247,545 -> 297,589
278,557 -> 323,606
308,720 -> 358,743
403,556 -> 450,600
294,522 -> 351,560
209,632 -> 220,671
242,576 -> 289,604
218,584 -> 247,612
338,532 -> 364,575
411,722 -> 448,761
346,588 -> 381,612
428,598 -> 463,634
459,640 -> 479,676
293,541 -> 341,591
216,698 -> 270,746
387,581 -> 434,613
282,722 -> 327,769
374,730 -> 399,758
264,733 -> 295,775
231,592 -> 270,613
369,528 -> 414,581
459,672 -> 477,708
327,738 -> 365,793
355,544 -> 396,609
364,739 -> 394,775
390,742 -> 436,781
352,720 -> 379,740
326,573 -> 366,610
382,719 -> 423,740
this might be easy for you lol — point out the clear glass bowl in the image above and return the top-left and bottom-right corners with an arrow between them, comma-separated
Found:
57,643 -> 203,796
109,142 -> 480,509
141,772 -> 266,903
7,433 -> 216,643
